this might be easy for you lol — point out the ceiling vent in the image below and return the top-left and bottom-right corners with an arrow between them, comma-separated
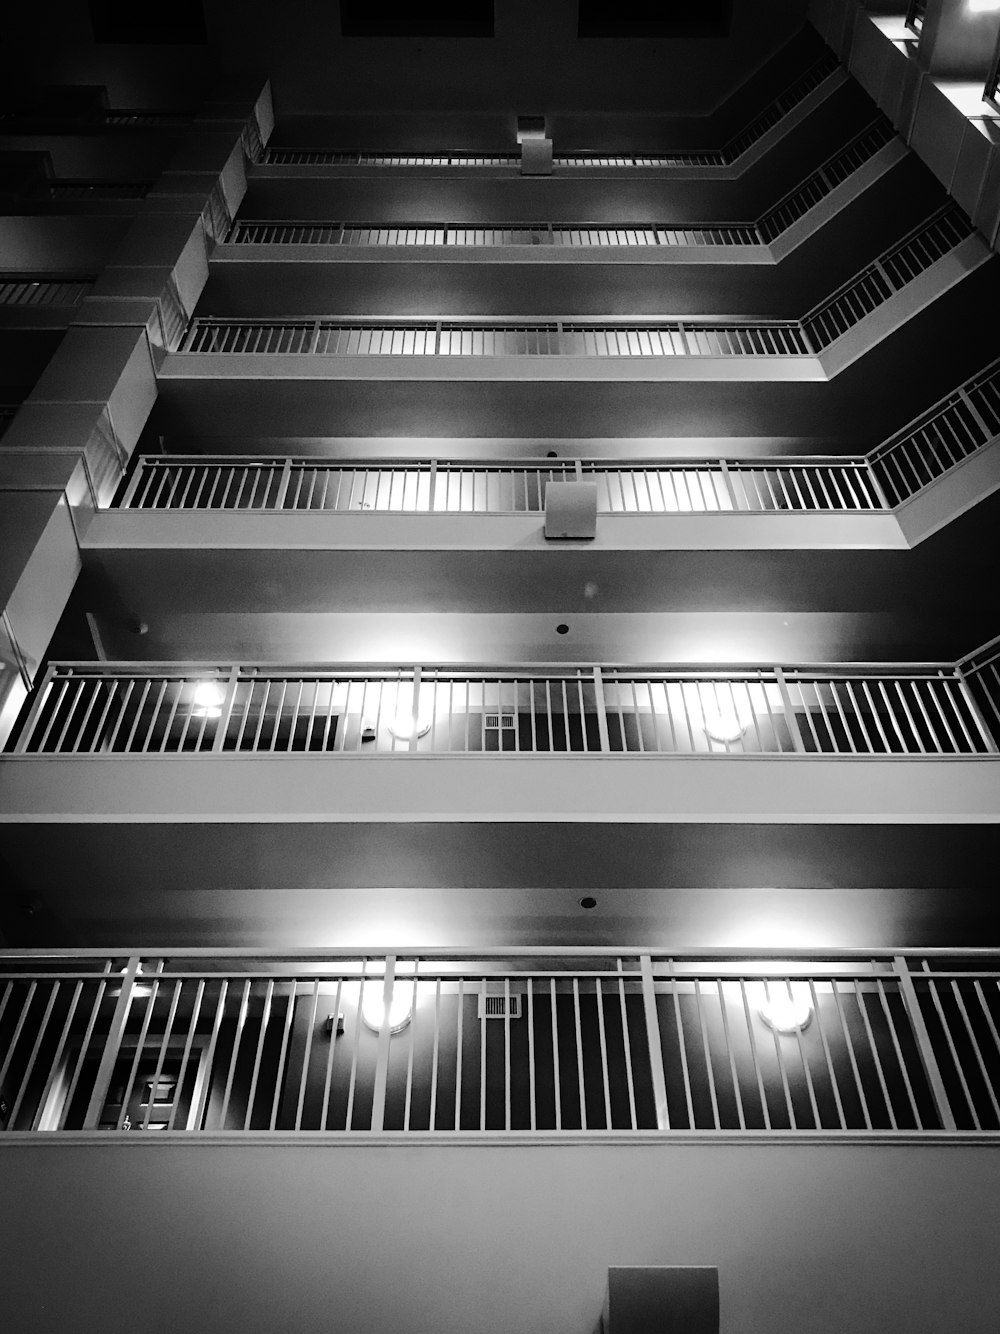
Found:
478,984 -> 523,1020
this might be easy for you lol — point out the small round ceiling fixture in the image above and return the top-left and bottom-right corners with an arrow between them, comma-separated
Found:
579,896 -> 598,910
758,982 -> 813,1034
556,623 -> 570,635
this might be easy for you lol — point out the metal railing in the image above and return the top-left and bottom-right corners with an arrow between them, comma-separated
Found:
260,51 -> 840,170
9,653 -> 997,758
185,203 -> 971,360
116,351 -> 1000,516
232,119 -> 895,250
180,317 -> 812,357
1,946 -> 997,1135
870,356 -> 1000,504
118,456 -> 886,514
0,276 -> 92,306
802,204 -> 973,350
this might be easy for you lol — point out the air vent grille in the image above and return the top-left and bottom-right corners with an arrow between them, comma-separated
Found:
484,712 -> 515,729
478,985 -> 523,1020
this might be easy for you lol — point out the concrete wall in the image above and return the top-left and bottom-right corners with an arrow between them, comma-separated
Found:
4,1140 -> 999,1334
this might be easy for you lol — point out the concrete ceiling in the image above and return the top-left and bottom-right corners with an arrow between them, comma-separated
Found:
3,822 -> 1000,951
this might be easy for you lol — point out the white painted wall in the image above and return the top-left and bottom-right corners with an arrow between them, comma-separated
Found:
4,1140 -> 999,1334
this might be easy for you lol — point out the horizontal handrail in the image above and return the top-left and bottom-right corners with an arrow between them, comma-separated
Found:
259,51 -> 839,170
1,945 -> 994,1135
9,657 -> 997,758
180,317 -> 812,356
118,455 -> 886,514
230,119 -> 895,250
801,203 -> 973,349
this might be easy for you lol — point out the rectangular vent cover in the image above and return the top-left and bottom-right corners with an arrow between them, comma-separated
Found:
484,713 -> 515,729
478,985 -> 523,1020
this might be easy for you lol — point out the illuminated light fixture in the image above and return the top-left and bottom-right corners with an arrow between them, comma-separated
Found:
968,0 -> 1000,13
192,680 -> 226,717
387,690 -> 433,740
701,708 -> 747,745
758,982 -> 813,1034
360,983 -> 412,1034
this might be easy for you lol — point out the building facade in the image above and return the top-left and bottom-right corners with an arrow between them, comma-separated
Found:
2,2 -> 1000,1331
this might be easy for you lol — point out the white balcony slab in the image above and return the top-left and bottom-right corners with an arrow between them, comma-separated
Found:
3,753 -> 998,824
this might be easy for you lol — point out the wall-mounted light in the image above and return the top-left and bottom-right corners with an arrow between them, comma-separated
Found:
758,982 -> 813,1034
968,0 -> 1000,14
192,680 -> 226,717
701,707 -> 747,745
360,982 -> 412,1034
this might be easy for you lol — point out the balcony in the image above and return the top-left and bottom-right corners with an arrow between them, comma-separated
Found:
2,649 -> 998,838
0,274 -> 93,328
89,353 -> 1000,568
1,946 -> 997,1137
158,203 -> 989,440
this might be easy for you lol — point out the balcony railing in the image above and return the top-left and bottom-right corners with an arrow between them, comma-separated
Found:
1,947 -> 997,1136
119,456 -> 886,513
181,317 -> 813,357
183,204 -> 974,360
233,121 -> 896,249
800,203 -> 973,350
259,51 -> 839,170
115,353 -> 1000,517
9,651 -> 998,758
0,276 -> 92,306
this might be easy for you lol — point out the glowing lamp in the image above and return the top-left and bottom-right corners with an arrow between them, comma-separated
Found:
192,680 -> 226,716
758,982 -> 813,1034
361,983 -> 412,1034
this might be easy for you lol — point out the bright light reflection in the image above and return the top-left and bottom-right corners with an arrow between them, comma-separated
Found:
192,680 -> 225,716
360,980 -> 413,1033
758,981 -> 813,1033
968,0 -> 1000,14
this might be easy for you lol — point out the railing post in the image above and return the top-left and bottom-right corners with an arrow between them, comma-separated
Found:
956,385 -> 995,443
370,954 -> 397,1132
212,665 -> 241,753
428,458 -> 438,512
11,662 -> 57,753
434,321 -> 442,354
574,458 -> 584,480
892,956 -> 957,1131
274,458 -> 293,509
119,461 -> 147,510
592,666 -> 611,753
718,458 -> 739,510
639,955 -> 670,1130
84,955 -> 141,1129
774,667 -> 806,753
310,319 -> 322,354
865,460 -> 894,511
409,666 -> 422,754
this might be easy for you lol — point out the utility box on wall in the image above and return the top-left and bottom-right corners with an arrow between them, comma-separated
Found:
544,480 -> 598,539
603,1266 -> 720,1334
